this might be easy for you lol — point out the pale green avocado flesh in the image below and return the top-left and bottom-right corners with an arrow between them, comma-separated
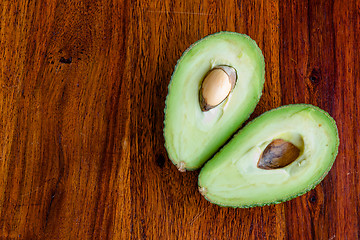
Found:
198,104 -> 339,208
164,32 -> 265,171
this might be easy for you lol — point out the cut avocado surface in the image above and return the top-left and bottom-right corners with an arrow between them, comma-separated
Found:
164,32 -> 265,171
198,104 -> 339,208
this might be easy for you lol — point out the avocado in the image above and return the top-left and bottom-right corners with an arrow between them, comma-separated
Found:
198,104 -> 339,208
164,32 -> 265,171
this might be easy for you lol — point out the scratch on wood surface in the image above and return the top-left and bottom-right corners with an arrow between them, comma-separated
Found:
147,10 -> 216,16
0,0 -> 359,238
189,205 -> 211,225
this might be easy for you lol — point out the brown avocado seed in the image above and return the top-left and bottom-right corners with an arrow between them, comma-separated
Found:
200,65 -> 237,111
257,139 -> 300,169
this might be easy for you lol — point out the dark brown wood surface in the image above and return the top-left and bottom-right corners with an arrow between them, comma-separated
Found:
0,0 -> 359,239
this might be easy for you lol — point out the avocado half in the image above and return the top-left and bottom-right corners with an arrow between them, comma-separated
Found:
198,104 -> 339,208
164,32 -> 265,171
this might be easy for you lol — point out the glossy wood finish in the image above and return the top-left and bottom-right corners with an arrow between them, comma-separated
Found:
0,0 -> 359,239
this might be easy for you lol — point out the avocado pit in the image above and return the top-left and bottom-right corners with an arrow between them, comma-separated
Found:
257,139 -> 300,169
200,65 -> 237,111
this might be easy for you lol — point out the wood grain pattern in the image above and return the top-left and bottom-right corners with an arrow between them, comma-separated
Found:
0,0 -> 358,239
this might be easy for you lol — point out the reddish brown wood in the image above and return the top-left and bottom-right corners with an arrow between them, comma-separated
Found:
0,0 -> 359,239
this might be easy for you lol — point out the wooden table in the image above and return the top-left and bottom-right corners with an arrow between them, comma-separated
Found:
1,0 -> 359,239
